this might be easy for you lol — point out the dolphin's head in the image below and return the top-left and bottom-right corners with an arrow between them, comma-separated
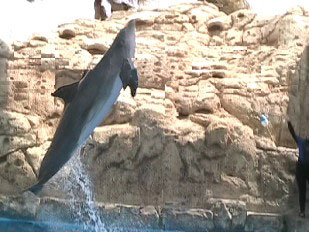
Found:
112,19 -> 139,97
111,19 -> 136,59
123,19 -> 136,58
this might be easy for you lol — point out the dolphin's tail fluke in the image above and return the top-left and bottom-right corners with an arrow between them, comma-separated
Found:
23,183 -> 43,195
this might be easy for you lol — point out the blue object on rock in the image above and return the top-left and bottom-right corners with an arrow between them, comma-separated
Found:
260,114 -> 269,127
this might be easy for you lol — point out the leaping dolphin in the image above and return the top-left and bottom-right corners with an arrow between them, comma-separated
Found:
25,19 -> 138,193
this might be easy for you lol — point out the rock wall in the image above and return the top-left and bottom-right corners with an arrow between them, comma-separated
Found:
1,193 -> 309,232
1,1 -> 309,214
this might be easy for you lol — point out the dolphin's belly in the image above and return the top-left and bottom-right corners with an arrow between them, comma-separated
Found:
78,76 -> 123,145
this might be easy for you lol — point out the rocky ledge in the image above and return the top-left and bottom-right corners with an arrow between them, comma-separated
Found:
0,193 -> 308,232
2,0 -> 309,219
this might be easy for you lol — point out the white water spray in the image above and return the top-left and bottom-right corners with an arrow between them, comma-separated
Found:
53,145 -> 106,232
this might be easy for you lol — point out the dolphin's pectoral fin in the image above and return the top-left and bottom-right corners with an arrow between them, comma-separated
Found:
51,81 -> 79,104
119,58 -> 132,89
129,68 -> 138,97
119,58 -> 139,97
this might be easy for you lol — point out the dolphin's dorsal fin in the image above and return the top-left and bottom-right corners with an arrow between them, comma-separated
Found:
52,70 -> 91,104
51,82 -> 79,104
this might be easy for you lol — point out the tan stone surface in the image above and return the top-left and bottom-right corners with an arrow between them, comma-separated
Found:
0,1 -> 309,213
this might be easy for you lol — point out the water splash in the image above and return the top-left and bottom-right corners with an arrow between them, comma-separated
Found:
56,146 -> 106,232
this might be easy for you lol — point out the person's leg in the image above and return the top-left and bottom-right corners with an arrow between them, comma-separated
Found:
94,0 -> 102,20
296,164 -> 306,217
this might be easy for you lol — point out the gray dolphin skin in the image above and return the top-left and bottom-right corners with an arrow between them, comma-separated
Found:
25,19 -> 138,193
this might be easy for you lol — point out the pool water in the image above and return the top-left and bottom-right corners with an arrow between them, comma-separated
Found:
0,217 -> 183,232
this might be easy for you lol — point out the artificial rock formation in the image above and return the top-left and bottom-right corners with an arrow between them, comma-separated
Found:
1,1 -> 309,219
1,194 -> 308,232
